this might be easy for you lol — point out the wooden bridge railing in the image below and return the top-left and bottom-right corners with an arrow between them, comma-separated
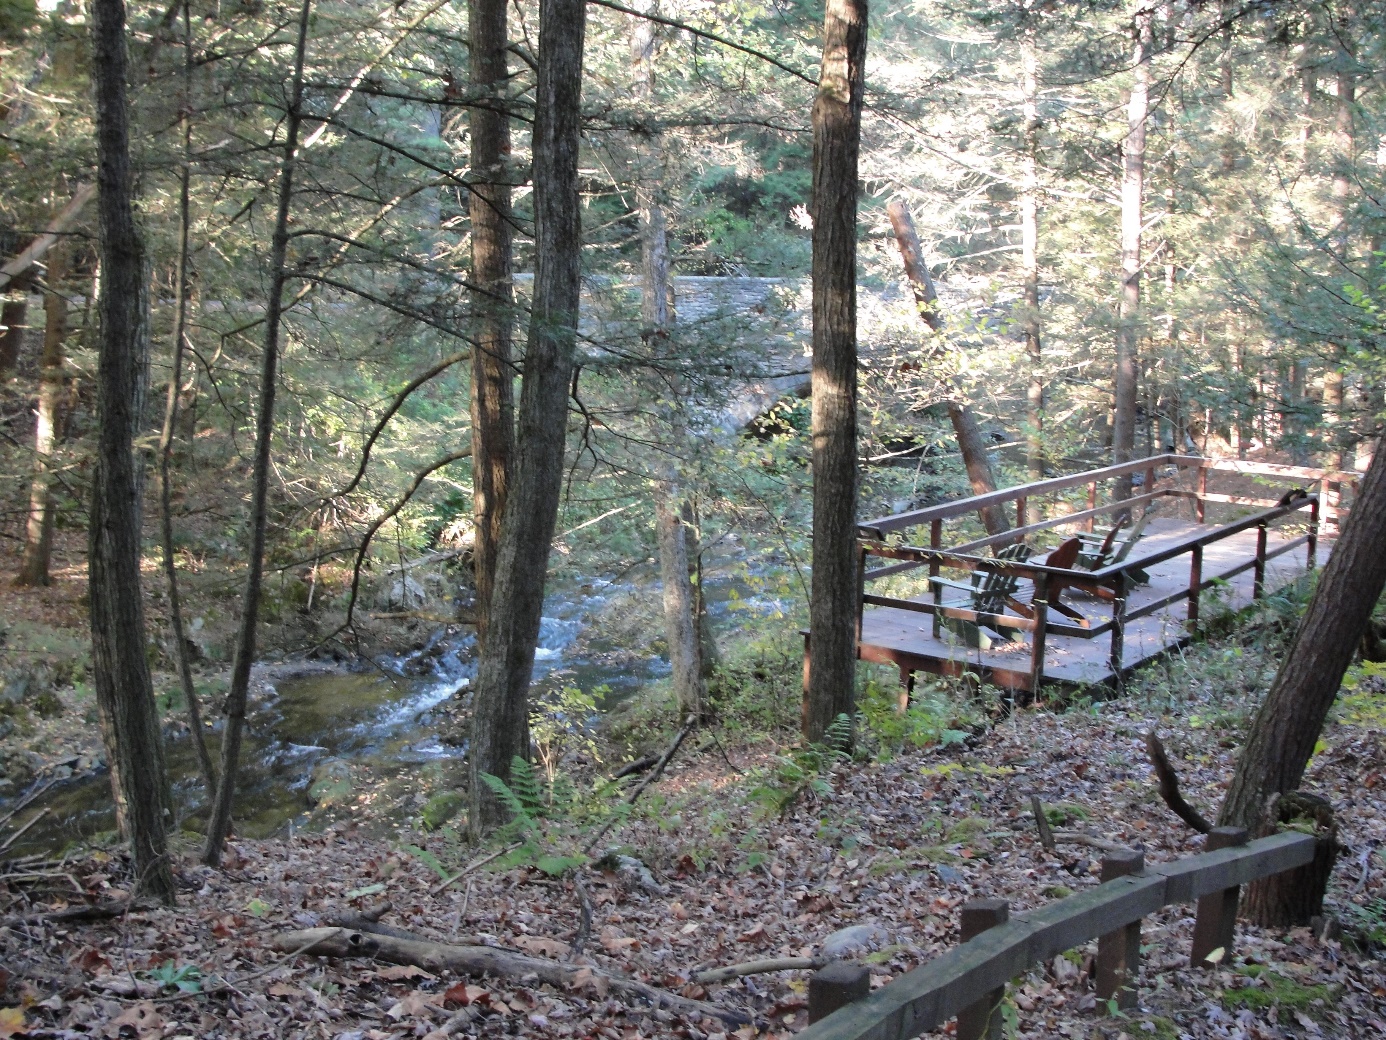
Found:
798,830 -> 1316,1040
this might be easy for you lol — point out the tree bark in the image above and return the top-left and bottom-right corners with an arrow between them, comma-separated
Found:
803,0 -> 867,744
0,286 -> 29,375
1218,444 -> 1386,923
15,247 -> 67,587
468,0 -> 586,837
886,199 -> 1008,537
1021,26 -> 1043,481
1113,7 -> 1151,504
632,0 -> 702,717
159,8 -> 216,799
203,0 -> 311,867
88,0 -> 175,904
468,0 -> 515,646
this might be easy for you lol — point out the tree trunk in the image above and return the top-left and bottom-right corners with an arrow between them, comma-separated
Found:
682,498 -> 719,677
1021,26 -> 1043,481
803,0 -> 867,744
631,0 -> 702,717
202,0 -> 311,867
1218,444 -> 1386,924
0,286 -> 29,375
656,493 -> 703,716
1113,7 -> 1151,504
886,199 -> 1009,537
1322,52 -> 1355,475
89,0 -> 175,904
468,0 -> 515,646
15,247 -> 67,587
468,0 -> 586,837
159,9 -> 216,799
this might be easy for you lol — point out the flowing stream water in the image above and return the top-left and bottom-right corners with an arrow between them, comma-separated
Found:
3,568 -> 792,857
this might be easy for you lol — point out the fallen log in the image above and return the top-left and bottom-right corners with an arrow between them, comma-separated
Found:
694,957 -> 824,985
271,927 -> 751,1026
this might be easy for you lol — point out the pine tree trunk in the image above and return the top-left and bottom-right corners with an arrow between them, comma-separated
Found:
158,18 -> 216,798
1113,8 -> 1151,504
1021,26 -> 1043,481
1219,444 -> 1386,924
631,2 -> 702,717
804,0 -> 867,744
886,199 -> 1009,537
469,0 -> 586,837
89,0 -> 175,904
468,0 -> 515,645
202,0 -> 311,867
16,247 -> 67,587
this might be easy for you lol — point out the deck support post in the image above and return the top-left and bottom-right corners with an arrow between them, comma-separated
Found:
1187,544 -> 1203,629
1253,523 -> 1267,599
1086,481 -> 1097,532
957,899 -> 1010,1040
1108,572 -> 1127,684
930,519 -> 943,637
1015,495 -> 1026,531
807,961 -> 870,1024
1029,574 -> 1048,693
1191,826 -> 1250,967
1196,465 -> 1207,523
1097,848 -> 1145,1011
1307,494 -> 1318,570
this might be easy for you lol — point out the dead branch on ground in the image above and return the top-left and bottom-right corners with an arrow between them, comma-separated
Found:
270,927 -> 752,1026
1146,730 -> 1212,834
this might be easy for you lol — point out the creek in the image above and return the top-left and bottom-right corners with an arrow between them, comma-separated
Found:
3,567 -> 792,858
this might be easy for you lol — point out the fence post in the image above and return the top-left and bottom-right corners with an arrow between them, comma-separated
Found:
1096,848 -> 1144,1011
1029,574 -> 1049,693
957,898 -> 1010,1040
1187,544 -> 1203,629
808,961 -> 870,1024
1190,826 -> 1249,966
1253,522 -> 1267,600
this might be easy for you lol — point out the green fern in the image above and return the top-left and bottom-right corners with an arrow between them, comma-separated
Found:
508,757 -> 548,813
480,766 -> 538,838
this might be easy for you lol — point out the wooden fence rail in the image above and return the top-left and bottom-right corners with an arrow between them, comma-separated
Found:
798,830 -> 1316,1040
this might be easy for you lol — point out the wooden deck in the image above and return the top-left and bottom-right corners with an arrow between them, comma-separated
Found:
857,515 -> 1325,691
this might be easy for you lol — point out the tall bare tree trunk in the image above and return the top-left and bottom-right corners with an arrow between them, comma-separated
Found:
1113,7 -> 1151,504
1322,50 -> 1355,475
16,247 -> 67,587
1021,25 -> 1044,481
469,0 -> 586,837
468,0 -> 514,645
1219,444 -> 1386,923
89,0 -> 175,904
887,200 -> 1009,537
203,0 -> 311,867
803,0 -> 867,744
159,5 -> 216,798
631,1 -> 703,718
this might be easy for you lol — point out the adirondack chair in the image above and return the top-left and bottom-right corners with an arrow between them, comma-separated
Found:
1007,536 -> 1091,628
930,542 -> 1033,650
1077,509 -> 1152,588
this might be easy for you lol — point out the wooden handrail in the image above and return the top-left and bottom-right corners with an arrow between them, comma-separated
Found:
798,832 -> 1316,1040
858,455 -> 1204,536
858,455 -> 1358,539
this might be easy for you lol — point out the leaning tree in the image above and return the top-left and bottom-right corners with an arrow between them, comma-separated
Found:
1218,441 -> 1386,925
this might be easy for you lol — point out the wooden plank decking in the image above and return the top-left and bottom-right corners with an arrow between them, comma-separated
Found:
857,516 -> 1325,690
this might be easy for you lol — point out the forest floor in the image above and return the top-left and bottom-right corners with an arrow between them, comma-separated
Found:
4,646 -> 1386,1040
